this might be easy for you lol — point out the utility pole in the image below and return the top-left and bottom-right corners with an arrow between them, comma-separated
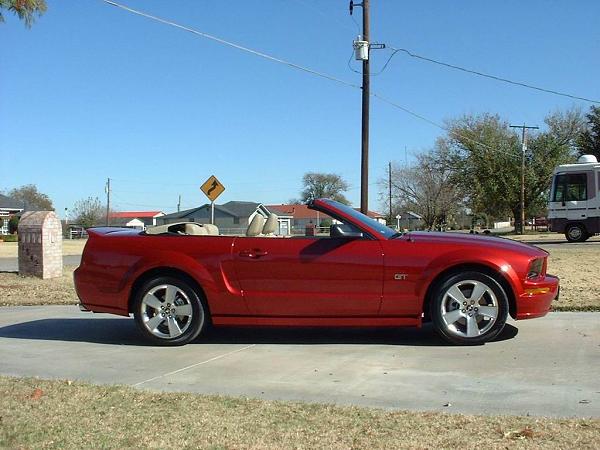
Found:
350,0 -> 370,214
177,194 -> 181,213
509,123 -> 539,235
105,177 -> 111,226
388,161 -> 392,223
360,0 -> 370,214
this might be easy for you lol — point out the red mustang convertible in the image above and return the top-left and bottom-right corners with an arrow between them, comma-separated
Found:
74,199 -> 559,346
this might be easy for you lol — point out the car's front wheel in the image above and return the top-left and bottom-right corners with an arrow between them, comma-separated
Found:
133,276 -> 207,346
431,271 -> 508,345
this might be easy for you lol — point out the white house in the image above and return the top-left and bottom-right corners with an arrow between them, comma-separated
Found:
0,194 -> 24,234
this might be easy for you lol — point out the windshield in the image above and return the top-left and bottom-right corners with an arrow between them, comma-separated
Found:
319,199 -> 397,239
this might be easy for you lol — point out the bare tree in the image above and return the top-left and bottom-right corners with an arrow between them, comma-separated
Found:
71,197 -> 104,229
387,146 -> 463,230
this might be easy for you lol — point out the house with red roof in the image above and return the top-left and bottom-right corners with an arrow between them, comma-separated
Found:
109,211 -> 165,230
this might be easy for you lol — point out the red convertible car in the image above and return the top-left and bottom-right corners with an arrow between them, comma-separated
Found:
74,199 -> 559,346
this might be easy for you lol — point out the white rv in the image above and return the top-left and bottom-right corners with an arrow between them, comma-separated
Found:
548,154 -> 600,242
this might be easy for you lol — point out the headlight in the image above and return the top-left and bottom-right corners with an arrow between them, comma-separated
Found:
527,258 -> 545,279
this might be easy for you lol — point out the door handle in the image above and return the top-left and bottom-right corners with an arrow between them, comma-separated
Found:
238,249 -> 268,258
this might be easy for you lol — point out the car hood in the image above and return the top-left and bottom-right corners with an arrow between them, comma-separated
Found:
398,231 -> 547,257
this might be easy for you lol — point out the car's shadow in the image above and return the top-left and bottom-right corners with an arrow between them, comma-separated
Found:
0,317 -> 518,347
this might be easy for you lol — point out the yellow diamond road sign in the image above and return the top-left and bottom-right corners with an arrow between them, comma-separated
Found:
200,175 -> 225,202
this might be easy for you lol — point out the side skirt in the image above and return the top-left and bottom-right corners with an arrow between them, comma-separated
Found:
211,316 -> 422,328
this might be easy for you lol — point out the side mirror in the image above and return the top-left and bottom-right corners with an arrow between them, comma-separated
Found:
330,223 -> 363,239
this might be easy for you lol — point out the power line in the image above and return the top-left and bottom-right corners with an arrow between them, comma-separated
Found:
99,1 -> 510,157
383,46 -> 599,104
371,93 -> 492,151
101,0 -> 360,90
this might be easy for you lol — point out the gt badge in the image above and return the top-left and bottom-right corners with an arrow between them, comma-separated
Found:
394,273 -> 408,281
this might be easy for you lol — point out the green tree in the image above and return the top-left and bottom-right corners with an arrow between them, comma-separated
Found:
8,184 -> 53,210
300,172 -> 350,204
576,105 -> 600,160
0,0 -> 46,26
8,215 -> 19,234
72,197 -> 104,229
443,110 -> 582,224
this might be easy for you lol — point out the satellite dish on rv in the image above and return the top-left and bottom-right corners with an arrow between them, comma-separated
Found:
577,154 -> 598,163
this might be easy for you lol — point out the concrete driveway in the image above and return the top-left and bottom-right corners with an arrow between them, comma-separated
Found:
0,306 -> 598,418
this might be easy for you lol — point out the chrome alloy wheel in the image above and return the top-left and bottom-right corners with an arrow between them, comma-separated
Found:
140,284 -> 197,339
440,279 -> 499,339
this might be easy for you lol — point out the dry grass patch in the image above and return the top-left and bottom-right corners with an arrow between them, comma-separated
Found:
546,245 -> 600,311
0,266 -> 78,307
1,376 -> 598,450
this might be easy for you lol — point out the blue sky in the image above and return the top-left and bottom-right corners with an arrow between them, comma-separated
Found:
2,0 -> 599,217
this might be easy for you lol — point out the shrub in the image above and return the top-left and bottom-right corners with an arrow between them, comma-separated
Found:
8,215 -> 19,234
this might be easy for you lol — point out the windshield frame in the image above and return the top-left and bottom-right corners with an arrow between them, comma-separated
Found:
310,199 -> 397,240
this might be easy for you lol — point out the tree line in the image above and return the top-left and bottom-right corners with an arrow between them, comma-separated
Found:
381,105 -> 600,230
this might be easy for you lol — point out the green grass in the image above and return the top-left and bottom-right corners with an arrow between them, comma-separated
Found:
1,376 -> 599,449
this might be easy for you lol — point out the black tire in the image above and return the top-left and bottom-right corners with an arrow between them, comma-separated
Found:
133,276 -> 208,346
565,224 -> 587,243
431,271 -> 509,345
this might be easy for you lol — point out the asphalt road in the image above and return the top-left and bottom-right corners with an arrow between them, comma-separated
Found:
527,238 -> 600,251
0,306 -> 598,418
0,255 -> 81,272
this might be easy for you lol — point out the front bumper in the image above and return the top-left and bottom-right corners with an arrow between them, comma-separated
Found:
515,274 -> 560,320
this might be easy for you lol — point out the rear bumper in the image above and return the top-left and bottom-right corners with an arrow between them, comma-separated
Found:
73,266 -> 129,316
515,274 -> 560,320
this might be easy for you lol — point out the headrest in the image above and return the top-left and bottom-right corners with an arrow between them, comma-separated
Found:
262,213 -> 279,235
246,214 -> 265,237
202,223 -> 219,235
184,223 -> 208,235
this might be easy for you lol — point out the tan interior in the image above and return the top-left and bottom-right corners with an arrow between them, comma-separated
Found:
246,214 -> 265,237
262,213 -> 279,235
145,222 -> 220,236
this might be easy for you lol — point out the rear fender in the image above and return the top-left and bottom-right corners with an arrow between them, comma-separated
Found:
120,250 -> 219,303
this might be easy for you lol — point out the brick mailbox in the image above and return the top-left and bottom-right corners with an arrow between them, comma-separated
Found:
18,211 -> 63,279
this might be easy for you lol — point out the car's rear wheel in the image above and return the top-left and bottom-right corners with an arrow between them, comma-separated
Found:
133,276 -> 207,346
565,224 -> 588,243
431,271 -> 508,345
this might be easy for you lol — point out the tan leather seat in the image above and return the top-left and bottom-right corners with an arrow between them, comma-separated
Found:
262,213 -> 279,235
202,223 -> 219,235
146,222 -> 218,236
184,223 -> 208,235
246,214 -> 265,237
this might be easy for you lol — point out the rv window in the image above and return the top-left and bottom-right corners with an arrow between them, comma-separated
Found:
552,174 -> 566,202
552,173 -> 588,202
552,173 -> 587,202
566,173 -> 587,201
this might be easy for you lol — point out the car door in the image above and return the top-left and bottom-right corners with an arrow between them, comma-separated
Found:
232,233 -> 384,316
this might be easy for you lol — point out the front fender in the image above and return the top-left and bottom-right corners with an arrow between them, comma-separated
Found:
416,250 -> 522,305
